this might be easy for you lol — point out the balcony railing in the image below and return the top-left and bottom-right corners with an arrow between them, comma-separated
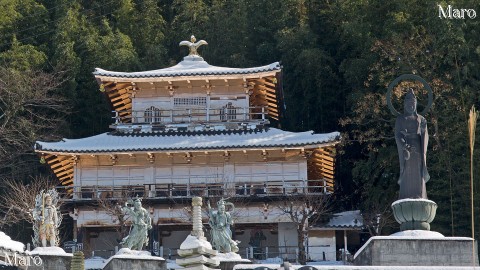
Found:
112,106 -> 269,126
57,179 -> 330,201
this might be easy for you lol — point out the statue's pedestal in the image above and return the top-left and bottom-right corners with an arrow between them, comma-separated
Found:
28,247 -> 72,270
176,235 -> 220,270
392,199 -> 437,231
354,231 -> 478,266
212,252 -> 251,270
103,248 -> 166,270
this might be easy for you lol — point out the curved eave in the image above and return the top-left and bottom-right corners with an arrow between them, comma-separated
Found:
93,61 -> 281,81
94,70 -> 280,83
36,141 -> 339,156
34,128 -> 340,155
35,139 -> 340,156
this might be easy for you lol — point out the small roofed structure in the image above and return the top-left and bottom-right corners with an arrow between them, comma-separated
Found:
309,211 -> 364,261
324,210 -> 364,230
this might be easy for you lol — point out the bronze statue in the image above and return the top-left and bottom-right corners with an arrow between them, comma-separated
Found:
394,89 -> 430,199
207,199 -> 239,253
121,198 -> 152,250
387,75 -> 433,200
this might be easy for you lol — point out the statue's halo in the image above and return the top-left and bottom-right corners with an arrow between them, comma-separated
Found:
386,74 -> 433,116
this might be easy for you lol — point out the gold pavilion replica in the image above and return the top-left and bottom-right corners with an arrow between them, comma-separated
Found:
35,37 -> 354,261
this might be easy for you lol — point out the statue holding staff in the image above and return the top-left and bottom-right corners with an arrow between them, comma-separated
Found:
207,198 -> 239,253
120,197 -> 152,250
33,189 -> 62,247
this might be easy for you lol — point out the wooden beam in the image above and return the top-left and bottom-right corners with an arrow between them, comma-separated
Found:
320,167 -> 335,175
53,164 -> 72,174
114,103 -> 132,111
57,168 -> 74,178
61,179 -> 74,185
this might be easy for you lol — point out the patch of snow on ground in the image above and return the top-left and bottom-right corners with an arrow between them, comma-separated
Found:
0,231 -> 25,253
307,261 -> 346,265
213,252 -> 250,262
234,264 -> 280,270
29,246 -> 72,256
0,260 -> 12,266
179,235 -> 213,250
237,264 -> 480,270
256,257 -> 283,264
84,256 -> 106,269
300,267 -> 480,270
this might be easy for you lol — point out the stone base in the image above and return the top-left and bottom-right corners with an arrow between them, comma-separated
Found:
27,254 -> 72,270
176,255 -> 219,267
354,233 -> 478,266
219,261 -> 252,270
103,257 -> 166,270
181,265 -> 220,270
27,247 -> 72,270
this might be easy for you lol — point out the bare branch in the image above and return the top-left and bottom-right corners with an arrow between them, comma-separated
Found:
276,193 -> 333,264
0,175 -> 61,227
0,67 -> 70,178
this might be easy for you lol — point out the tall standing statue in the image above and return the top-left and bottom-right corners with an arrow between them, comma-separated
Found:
207,199 -> 239,253
121,198 -> 152,250
388,75 -> 437,231
394,88 -> 430,199
33,189 -> 62,247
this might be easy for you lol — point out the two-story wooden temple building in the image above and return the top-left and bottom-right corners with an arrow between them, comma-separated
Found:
35,37 -> 342,261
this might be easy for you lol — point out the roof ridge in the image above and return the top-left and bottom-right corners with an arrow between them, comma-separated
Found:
108,127 -> 269,137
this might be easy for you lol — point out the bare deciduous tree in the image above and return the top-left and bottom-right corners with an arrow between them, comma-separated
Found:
0,175 -> 60,227
96,192 -> 130,243
0,67 -> 69,178
277,193 -> 332,265
361,202 -> 394,236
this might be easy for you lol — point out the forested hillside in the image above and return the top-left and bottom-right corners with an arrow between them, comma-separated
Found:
0,0 -> 478,239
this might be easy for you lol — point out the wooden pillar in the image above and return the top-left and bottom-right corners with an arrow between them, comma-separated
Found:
344,230 -> 348,258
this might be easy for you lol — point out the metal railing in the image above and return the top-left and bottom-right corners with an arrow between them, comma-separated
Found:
87,245 -> 342,263
57,179 -> 330,200
112,106 -> 269,126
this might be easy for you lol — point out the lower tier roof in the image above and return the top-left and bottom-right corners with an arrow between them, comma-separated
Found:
35,128 -> 340,154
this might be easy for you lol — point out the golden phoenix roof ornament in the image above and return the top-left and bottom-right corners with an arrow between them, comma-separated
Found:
179,35 -> 208,56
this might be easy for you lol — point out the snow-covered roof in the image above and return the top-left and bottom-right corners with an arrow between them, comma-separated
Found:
318,210 -> 363,230
93,55 -> 280,79
35,128 -> 340,154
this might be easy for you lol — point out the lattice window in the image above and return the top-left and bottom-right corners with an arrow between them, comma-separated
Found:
174,97 -> 207,107
144,106 -> 161,123
220,102 -> 237,121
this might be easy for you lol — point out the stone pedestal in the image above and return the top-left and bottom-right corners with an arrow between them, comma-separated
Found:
177,197 -> 220,270
354,231 -> 478,266
28,247 -> 73,270
212,252 -> 251,270
219,261 -> 252,270
176,236 -> 220,270
103,248 -> 165,270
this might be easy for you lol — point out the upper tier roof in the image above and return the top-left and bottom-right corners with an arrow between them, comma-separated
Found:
93,55 -> 281,79
35,128 -> 340,154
